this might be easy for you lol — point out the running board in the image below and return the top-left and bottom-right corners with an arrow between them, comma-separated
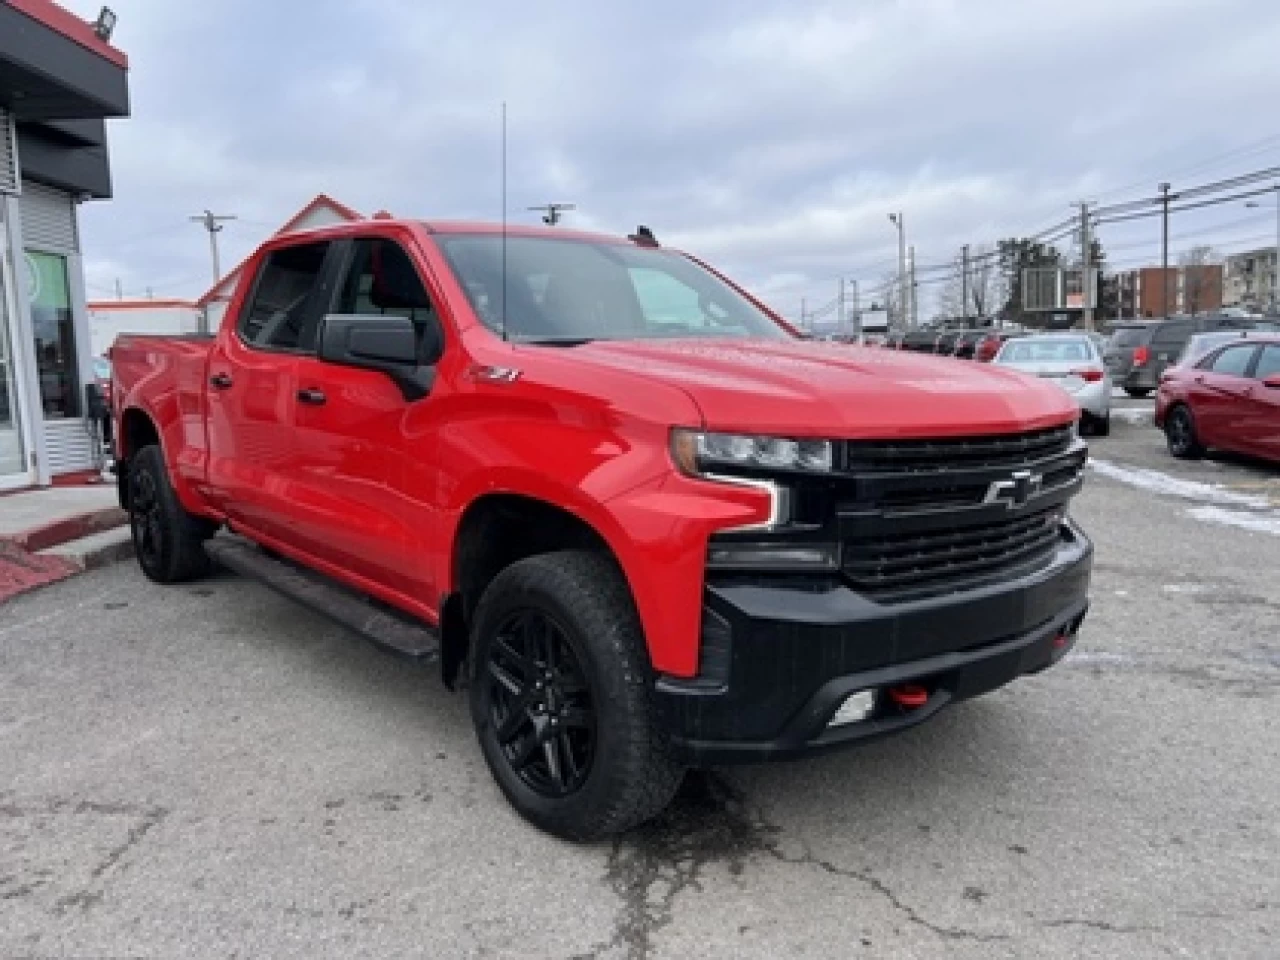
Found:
204,536 -> 440,659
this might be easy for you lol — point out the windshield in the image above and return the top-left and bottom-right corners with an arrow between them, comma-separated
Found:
998,337 -> 1095,364
435,234 -> 792,343
1179,332 -> 1241,366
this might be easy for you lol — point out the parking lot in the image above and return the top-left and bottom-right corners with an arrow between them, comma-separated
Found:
2,396 -> 1277,960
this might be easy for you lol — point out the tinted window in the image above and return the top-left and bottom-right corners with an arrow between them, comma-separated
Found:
1254,345 -> 1280,380
240,242 -> 330,351
1110,327 -> 1150,348
336,239 -> 435,324
1152,322 -> 1191,346
1207,344 -> 1257,377
436,234 -> 790,343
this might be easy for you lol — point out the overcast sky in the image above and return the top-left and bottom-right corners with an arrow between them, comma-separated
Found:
71,0 -> 1280,321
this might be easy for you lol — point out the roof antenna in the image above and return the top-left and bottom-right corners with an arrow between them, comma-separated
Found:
500,101 -> 509,342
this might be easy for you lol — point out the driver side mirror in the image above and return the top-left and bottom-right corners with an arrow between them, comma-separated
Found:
317,314 -> 444,400
1264,373 -> 1280,389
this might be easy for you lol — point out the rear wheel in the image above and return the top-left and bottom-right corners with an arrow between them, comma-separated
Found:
468,550 -> 684,841
128,445 -> 216,583
1164,405 -> 1203,459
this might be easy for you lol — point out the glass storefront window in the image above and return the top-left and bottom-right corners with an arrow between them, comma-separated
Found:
1,262 -> 26,477
25,250 -> 80,419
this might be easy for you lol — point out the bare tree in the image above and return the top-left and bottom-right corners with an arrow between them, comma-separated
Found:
967,243 -> 998,320
937,265 -> 963,321
1179,245 -> 1221,316
875,271 -> 902,328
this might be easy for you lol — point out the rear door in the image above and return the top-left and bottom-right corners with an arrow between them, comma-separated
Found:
1193,343 -> 1261,450
1243,344 -> 1280,460
204,239 -> 335,545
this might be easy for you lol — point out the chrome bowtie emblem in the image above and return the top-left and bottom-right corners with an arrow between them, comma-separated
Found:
984,469 -> 1043,509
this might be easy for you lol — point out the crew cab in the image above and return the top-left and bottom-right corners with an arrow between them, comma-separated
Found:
111,219 -> 1092,840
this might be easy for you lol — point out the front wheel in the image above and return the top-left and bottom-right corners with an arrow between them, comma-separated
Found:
468,550 -> 684,841
1164,405 -> 1203,459
127,445 -> 216,583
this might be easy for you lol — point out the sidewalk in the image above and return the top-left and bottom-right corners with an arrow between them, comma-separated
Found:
0,480 -> 131,603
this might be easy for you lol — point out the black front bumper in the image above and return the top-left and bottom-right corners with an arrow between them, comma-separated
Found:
655,522 -> 1092,766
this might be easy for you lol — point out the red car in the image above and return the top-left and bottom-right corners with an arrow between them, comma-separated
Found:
112,218 -> 1091,839
1156,334 -> 1280,463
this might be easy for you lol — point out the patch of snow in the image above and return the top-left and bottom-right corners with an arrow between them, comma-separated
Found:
1185,505 -> 1280,537
1087,459 -> 1272,509
1161,583 -> 1209,594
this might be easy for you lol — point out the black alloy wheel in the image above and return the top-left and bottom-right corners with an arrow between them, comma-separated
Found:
129,466 -> 164,572
1165,405 -> 1203,459
484,608 -> 597,798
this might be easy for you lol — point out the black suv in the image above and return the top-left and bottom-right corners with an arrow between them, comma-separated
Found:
1104,315 -> 1258,397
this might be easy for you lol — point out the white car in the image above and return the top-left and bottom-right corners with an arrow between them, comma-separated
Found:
994,333 -> 1112,436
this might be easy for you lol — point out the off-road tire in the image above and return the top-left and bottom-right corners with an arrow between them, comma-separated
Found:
128,444 -> 216,584
468,550 -> 685,841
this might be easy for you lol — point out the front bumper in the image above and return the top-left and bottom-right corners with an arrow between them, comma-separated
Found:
655,521 -> 1092,765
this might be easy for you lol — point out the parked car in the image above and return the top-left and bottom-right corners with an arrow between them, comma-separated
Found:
995,333 -> 1111,435
111,218 -> 1091,840
1105,316 -> 1259,398
976,330 -> 1025,363
900,330 -> 942,353
1156,334 -> 1280,463
1176,330 -> 1260,369
951,330 -> 989,360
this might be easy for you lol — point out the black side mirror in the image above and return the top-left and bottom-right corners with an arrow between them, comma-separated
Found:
317,314 -> 444,400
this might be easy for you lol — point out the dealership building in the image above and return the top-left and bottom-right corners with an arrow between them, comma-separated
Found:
1,0 -> 129,489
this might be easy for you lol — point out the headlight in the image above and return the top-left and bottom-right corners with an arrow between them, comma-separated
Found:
671,429 -> 834,476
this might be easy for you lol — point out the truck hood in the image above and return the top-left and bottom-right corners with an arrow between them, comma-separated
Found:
566,338 -> 1077,437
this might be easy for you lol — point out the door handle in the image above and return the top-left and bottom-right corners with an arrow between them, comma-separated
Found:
296,388 -> 327,406
209,372 -> 233,389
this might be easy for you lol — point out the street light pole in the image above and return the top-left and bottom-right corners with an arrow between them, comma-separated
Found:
888,212 -> 907,331
1158,183 -> 1172,317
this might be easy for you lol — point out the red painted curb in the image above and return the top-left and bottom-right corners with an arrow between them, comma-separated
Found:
8,508 -> 128,553
0,540 -> 79,604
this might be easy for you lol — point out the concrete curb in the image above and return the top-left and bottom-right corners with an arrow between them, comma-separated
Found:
43,527 -> 135,571
9,507 -> 128,552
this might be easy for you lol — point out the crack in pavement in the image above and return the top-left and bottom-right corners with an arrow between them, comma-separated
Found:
579,771 -> 1004,959
1040,917 -> 1159,935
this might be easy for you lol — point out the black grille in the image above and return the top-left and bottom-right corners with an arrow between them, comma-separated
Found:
836,425 -> 1084,600
843,425 -> 1074,474
843,505 -> 1064,595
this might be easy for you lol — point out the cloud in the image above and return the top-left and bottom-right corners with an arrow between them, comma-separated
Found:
66,0 -> 1280,320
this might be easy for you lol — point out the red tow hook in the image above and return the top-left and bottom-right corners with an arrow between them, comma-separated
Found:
888,684 -> 929,710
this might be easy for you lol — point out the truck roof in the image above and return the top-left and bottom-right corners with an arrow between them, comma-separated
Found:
275,217 -> 642,248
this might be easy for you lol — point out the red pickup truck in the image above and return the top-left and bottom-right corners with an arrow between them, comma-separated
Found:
112,219 -> 1092,840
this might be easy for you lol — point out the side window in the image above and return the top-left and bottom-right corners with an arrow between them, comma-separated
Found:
1253,345 -> 1280,380
239,242 -> 330,351
336,239 -> 435,324
1207,344 -> 1257,377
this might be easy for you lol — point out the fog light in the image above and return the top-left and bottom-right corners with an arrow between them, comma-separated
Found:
829,690 -> 876,727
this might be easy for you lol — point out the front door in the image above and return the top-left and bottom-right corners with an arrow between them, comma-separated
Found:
1195,343 -> 1260,450
289,236 -> 444,613
204,239 -> 333,545
0,225 -> 33,489
1244,344 -> 1280,460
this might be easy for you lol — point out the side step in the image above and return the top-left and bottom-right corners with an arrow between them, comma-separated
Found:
204,536 -> 440,659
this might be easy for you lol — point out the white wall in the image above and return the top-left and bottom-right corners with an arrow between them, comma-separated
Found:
88,304 -> 201,357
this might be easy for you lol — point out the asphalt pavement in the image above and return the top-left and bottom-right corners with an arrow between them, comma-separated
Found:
2,401 -> 1277,959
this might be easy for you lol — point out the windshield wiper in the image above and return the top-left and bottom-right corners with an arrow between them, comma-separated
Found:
517,337 -> 595,347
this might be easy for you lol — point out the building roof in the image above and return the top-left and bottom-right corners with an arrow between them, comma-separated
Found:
194,194 -> 362,308
7,0 -> 128,68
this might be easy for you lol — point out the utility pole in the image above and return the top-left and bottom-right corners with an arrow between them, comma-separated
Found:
888,212 -> 907,331
961,244 -> 970,326
1079,201 -> 1094,331
114,277 -> 122,301
800,297 -> 807,332
1158,183 -> 1172,318
909,245 -> 918,329
527,203 -> 576,226
189,209 -> 236,285
837,278 -> 846,335
852,279 -> 861,342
